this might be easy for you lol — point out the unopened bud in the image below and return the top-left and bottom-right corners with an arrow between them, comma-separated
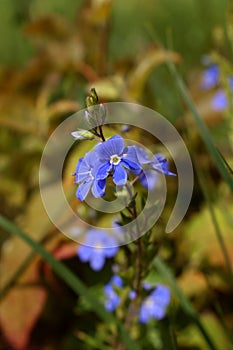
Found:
85,103 -> 106,128
86,88 -> 99,107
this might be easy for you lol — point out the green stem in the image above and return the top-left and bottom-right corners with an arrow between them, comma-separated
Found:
98,125 -> 106,142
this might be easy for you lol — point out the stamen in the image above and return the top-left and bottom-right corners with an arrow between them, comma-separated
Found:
110,154 -> 121,165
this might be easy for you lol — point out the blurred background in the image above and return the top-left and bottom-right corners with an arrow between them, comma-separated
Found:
0,0 -> 233,349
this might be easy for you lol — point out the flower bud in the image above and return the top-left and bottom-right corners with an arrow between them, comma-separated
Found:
85,103 -> 106,127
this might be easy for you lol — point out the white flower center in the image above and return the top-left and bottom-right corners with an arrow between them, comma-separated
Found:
145,297 -> 154,308
110,154 -> 121,165
89,170 -> 94,180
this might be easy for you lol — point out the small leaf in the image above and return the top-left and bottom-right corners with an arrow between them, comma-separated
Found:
71,129 -> 94,140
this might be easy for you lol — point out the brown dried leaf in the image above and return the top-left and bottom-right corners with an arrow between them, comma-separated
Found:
178,269 -> 207,297
0,190 -> 61,349
46,99 -> 79,120
183,203 -> 233,268
23,15 -> 71,41
53,241 -> 78,260
0,243 -> 47,350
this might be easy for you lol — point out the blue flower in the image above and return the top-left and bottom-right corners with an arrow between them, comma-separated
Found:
74,151 -> 106,201
104,275 -> 123,312
138,169 -> 158,190
77,230 -> 118,271
133,146 -> 151,165
201,64 -> 219,90
151,154 -> 176,176
142,281 -> 152,290
229,76 -> 233,90
95,135 -> 142,186
139,284 -> 171,323
211,89 -> 228,110
133,147 -> 176,189
128,290 -> 137,300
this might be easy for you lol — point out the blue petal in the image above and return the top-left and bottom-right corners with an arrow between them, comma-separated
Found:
78,245 -> 92,262
84,150 -> 99,166
76,181 -> 92,201
229,76 -> 233,90
139,170 -> 158,190
104,287 -> 120,311
113,165 -> 127,185
90,251 -> 105,271
131,146 -> 151,164
104,246 -> 119,258
95,135 -> 124,160
76,158 -> 91,183
92,179 -> 106,198
211,89 -> 228,111
75,157 -> 83,182
96,162 -> 112,180
151,304 -> 166,320
139,303 -> 151,324
76,151 -> 100,183
152,154 -> 176,176
121,158 -> 141,171
151,285 -> 171,305
110,275 -> 123,288
201,64 -> 219,90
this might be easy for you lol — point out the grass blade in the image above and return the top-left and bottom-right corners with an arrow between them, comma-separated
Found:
0,214 -> 141,350
167,59 -> 233,192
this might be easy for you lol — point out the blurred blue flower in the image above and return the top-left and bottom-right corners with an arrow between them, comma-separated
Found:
138,169 -> 158,190
110,274 -> 124,288
133,146 -> 151,165
201,64 -> 219,90
139,284 -> 171,323
77,230 -> 118,271
142,281 -> 152,290
104,275 -> 123,312
74,151 -> 106,201
211,89 -> 228,110
139,153 -> 176,189
133,147 -> 176,189
229,76 -> 233,90
95,135 -> 142,186
128,290 -> 137,300
151,154 -> 176,176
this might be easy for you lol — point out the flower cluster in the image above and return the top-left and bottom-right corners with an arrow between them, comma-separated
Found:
77,229 -> 118,271
104,275 -> 123,312
73,134 -> 175,201
139,284 -> 171,323
201,63 -> 233,110
103,276 -> 171,323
